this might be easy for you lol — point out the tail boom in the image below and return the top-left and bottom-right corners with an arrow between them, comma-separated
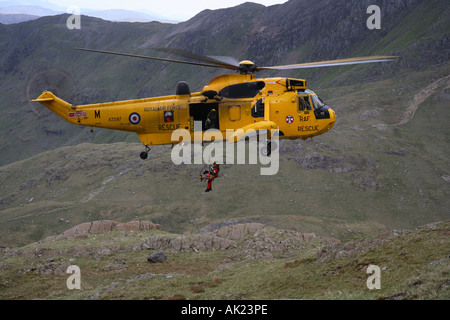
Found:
32,91 -> 76,123
31,91 -> 145,133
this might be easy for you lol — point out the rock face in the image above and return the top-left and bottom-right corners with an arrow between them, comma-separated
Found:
141,232 -> 235,253
2,221 -> 343,280
42,220 -> 162,243
215,223 -> 264,240
115,221 -> 161,232
317,229 -> 411,262
137,223 -> 319,260
9,221 -> 332,270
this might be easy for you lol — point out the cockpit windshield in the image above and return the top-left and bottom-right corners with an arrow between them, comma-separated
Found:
299,90 -> 330,119
303,90 -> 325,110
311,94 -> 324,109
298,90 -> 330,118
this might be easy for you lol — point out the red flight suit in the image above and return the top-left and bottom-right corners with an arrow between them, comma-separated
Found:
205,166 -> 219,192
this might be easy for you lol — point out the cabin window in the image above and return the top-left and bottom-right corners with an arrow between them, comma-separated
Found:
251,98 -> 265,118
219,81 -> 266,99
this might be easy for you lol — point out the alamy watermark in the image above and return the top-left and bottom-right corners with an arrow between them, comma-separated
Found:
170,121 -> 279,175
66,6 -> 81,30
366,264 -> 381,290
66,265 -> 81,290
366,5 -> 381,30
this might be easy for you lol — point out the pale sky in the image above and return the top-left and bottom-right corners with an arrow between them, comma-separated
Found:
45,0 -> 288,21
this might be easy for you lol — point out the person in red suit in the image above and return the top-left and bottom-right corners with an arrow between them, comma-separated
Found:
201,162 -> 220,192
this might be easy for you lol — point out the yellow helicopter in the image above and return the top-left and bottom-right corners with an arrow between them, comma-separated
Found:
32,48 -> 397,158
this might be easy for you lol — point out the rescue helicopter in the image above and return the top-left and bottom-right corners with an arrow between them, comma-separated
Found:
32,47 -> 397,158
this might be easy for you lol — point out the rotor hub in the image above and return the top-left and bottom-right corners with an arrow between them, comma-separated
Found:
238,60 -> 257,74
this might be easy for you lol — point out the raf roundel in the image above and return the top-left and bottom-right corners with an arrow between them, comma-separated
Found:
285,115 -> 294,124
129,112 -> 141,125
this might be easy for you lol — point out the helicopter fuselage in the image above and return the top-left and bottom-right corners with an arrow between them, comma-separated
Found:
33,74 -> 336,147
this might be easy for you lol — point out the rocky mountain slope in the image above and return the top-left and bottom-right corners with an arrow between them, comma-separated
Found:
0,220 -> 448,299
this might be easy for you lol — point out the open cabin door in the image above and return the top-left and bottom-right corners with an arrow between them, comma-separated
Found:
189,103 -> 219,131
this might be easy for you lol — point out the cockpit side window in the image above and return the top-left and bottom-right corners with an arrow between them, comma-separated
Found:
298,96 -> 312,111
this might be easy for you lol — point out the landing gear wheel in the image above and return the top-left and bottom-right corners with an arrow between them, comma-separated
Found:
260,141 -> 272,157
140,145 -> 150,160
140,151 -> 148,160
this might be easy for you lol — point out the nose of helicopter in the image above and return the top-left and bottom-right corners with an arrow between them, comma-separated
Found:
327,107 -> 336,130
330,107 -> 336,122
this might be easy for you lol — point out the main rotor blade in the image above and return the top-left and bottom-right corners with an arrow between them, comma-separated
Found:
75,48 -> 238,70
150,47 -> 240,69
258,56 -> 398,70
209,56 -> 241,67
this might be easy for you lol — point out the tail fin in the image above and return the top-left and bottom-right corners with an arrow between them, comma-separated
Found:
31,91 -> 76,123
